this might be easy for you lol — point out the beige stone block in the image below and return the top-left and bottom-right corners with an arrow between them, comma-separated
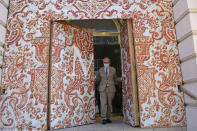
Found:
193,35 -> 197,58
0,24 -> 6,46
186,106 -> 197,130
173,0 -> 188,22
0,2 -> 8,26
190,13 -> 197,31
0,0 -> 9,8
175,14 -> 191,41
184,94 -> 197,105
183,82 -> 197,97
181,57 -> 197,81
154,127 -> 182,131
183,82 -> 197,104
187,0 -> 197,9
178,35 -> 195,60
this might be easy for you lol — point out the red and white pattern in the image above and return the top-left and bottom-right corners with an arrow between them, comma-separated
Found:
120,20 -> 137,126
50,22 -> 95,130
0,0 -> 185,130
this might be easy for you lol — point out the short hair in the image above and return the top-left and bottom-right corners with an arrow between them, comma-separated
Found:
103,57 -> 110,62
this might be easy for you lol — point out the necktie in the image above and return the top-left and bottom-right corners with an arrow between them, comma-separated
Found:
105,67 -> 108,77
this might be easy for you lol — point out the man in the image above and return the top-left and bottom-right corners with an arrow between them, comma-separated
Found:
96,57 -> 121,124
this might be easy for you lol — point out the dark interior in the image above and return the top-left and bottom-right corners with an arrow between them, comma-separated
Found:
94,36 -> 122,114
70,20 -> 122,114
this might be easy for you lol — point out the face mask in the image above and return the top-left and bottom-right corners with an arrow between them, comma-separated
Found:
104,64 -> 109,67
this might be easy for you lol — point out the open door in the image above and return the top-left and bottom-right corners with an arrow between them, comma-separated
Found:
48,21 -> 95,130
120,19 -> 139,126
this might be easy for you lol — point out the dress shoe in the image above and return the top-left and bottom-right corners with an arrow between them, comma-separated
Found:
102,119 -> 107,125
106,119 -> 112,123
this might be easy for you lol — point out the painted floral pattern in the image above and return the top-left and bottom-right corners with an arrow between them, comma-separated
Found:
120,20 -> 138,126
50,22 -> 95,130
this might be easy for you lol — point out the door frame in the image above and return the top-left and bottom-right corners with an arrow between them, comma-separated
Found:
47,19 -> 139,129
126,19 -> 139,126
120,19 -> 140,126
47,20 -> 53,130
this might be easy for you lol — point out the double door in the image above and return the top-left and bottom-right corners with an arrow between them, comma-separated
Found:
48,20 -> 139,129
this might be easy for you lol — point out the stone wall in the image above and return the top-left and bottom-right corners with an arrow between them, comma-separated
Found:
0,0 -> 8,86
173,0 -> 197,131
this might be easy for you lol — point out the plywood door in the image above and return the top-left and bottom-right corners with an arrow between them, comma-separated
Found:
120,19 -> 139,126
49,22 -> 95,130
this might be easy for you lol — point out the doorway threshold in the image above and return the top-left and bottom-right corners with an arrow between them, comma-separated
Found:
52,121 -> 141,131
51,122 -> 185,131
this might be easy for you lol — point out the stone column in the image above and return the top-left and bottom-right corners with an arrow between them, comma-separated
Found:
173,0 -> 197,131
0,0 -> 9,93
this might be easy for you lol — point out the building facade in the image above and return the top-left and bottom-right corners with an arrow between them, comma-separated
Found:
0,0 -> 196,131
